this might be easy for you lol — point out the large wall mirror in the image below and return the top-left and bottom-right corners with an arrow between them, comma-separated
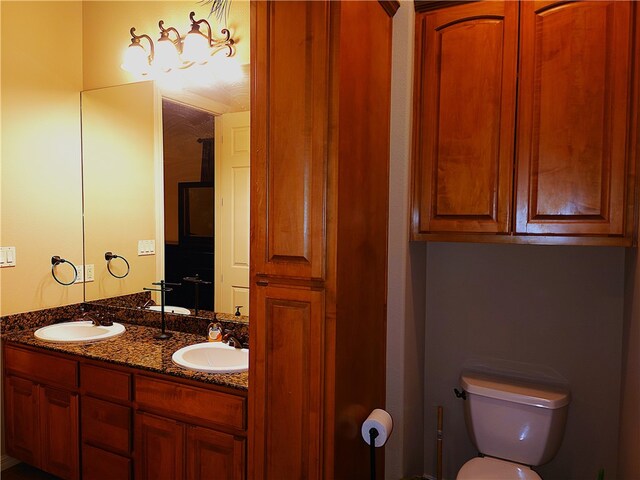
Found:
81,4 -> 250,317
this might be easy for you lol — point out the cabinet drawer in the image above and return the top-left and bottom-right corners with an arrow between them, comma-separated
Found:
81,364 -> 131,402
82,444 -> 131,480
82,396 -> 131,454
4,345 -> 77,389
135,376 -> 245,431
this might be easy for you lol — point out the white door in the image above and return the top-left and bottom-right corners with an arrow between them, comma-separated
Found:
215,111 -> 250,315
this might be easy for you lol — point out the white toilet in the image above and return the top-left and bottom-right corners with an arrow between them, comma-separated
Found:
456,372 -> 570,480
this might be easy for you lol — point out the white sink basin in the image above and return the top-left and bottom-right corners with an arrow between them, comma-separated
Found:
148,305 -> 191,315
34,321 -> 125,343
172,342 -> 248,374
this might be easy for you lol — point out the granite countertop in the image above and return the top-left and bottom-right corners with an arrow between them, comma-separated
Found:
2,323 -> 248,392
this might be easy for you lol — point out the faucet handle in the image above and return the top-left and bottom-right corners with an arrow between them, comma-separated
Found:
222,334 -> 245,349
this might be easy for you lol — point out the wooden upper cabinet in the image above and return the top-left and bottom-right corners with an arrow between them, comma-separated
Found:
515,1 -> 635,236
251,1 -> 329,280
412,0 -> 639,244
412,1 -> 519,236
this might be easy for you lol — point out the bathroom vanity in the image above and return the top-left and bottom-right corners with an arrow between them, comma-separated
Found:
2,323 -> 248,480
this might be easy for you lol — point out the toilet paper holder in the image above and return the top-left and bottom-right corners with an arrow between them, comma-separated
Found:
361,409 -> 393,480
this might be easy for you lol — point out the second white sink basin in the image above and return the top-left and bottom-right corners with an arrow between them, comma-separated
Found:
172,342 -> 248,373
34,321 -> 125,343
148,305 -> 191,315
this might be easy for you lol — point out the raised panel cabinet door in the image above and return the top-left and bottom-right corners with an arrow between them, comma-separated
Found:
39,386 -> 79,480
135,412 -> 185,480
411,1 -> 518,236
82,444 -> 132,480
251,1 -> 329,280
515,1 -> 634,235
185,425 -> 245,480
249,285 -> 324,480
4,375 -> 40,467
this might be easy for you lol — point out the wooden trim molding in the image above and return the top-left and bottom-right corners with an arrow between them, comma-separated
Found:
1,454 -> 21,471
415,0 -> 476,13
379,0 -> 400,17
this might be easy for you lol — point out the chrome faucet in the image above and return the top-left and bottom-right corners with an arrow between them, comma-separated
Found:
222,333 -> 245,349
80,310 -> 113,327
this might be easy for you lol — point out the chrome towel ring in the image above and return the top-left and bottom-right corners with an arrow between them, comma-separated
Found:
51,256 -> 78,286
105,251 -> 130,278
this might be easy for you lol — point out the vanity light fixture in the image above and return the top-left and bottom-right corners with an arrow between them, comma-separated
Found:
122,11 -> 235,76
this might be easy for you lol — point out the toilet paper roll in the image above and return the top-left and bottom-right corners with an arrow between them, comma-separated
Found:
361,408 -> 393,447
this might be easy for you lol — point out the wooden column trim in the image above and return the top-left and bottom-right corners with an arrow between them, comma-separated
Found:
379,0 -> 400,17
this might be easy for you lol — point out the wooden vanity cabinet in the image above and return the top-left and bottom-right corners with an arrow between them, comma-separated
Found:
3,345 -> 80,480
134,375 -> 246,480
411,0 -> 639,245
4,343 -> 247,480
80,363 -> 133,480
250,1 -> 397,478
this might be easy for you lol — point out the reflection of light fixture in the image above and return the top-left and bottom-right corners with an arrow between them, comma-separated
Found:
122,11 -> 234,75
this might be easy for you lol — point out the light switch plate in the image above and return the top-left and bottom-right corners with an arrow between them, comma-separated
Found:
138,240 -> 156,256
75,265 -> 84,283
85,264 -> 95,282
0,247 -> 16,267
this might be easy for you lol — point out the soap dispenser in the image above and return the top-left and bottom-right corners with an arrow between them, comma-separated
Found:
207,322 -> 223,342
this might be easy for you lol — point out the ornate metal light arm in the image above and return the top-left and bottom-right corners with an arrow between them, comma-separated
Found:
188,11 -> 235,57
158,20 -> 182,51
129,27 -> 154,63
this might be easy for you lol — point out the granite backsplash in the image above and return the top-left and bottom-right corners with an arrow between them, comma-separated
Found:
1,292 -> 249,346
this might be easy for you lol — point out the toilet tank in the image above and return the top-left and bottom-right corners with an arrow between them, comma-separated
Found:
461,373 -> 570,466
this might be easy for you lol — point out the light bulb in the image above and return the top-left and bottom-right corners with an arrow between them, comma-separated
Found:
121,43 -> 150,75
182,31 -> 210,64
155,38 -> 180,72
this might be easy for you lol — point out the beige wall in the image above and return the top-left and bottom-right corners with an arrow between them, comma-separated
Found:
0,2 -> 84,316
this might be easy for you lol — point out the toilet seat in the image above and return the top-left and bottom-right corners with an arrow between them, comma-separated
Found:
457,456 -> 542,480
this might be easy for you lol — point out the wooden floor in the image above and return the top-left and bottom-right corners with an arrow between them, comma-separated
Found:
2,463 -> 60,480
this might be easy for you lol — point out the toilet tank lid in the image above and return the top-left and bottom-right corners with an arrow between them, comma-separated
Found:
461,373 -> 570,409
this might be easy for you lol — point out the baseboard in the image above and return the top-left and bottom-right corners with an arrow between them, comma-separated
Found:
1,454 -> 20,471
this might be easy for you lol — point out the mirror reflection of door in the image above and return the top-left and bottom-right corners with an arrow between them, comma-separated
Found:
215,111 -> 250,315
161,100 -> 250,314
162,99 -> 215,310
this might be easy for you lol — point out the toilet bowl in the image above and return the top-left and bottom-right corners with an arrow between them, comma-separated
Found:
457,457 -> 541,480
456,372 -> 570,480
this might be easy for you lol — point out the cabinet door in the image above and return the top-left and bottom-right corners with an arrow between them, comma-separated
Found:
4,375 -> 40,467
186,425 -> 245,480
412,1 -> 518,235
135,412 -> 184,480
515,1 -> 634,235
39,385 -> 79,480
249,285 -> 324,479
251,1 -> 329,280
82,444 -> 132,480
